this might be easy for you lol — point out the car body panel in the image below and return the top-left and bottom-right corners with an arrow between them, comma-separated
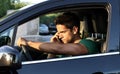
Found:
0,0 -> 120,74
18,52 -> 120,74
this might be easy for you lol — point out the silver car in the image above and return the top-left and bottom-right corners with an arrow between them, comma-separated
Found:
39,24 -> 49,35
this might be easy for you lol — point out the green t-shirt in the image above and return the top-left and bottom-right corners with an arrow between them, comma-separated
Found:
80,39 -> 99,54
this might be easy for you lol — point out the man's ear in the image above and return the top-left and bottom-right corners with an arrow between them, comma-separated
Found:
72,26 -> 78,34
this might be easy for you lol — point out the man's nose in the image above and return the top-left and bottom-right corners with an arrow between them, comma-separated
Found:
58,33 -> 63,39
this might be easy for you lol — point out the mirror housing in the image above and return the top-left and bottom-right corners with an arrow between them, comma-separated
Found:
0,45 -> 21,71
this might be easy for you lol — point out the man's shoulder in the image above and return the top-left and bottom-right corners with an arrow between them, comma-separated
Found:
80,38 -> 96,44
80,38 -> 100,54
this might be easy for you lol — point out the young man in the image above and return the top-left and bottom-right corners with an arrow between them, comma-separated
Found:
17,12 -> 99,58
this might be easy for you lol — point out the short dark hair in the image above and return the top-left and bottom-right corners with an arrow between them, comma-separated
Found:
54,12 -> 80,31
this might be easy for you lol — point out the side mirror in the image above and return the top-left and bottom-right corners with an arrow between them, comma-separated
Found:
0,45 -> 21,71
0,36 -> 11,46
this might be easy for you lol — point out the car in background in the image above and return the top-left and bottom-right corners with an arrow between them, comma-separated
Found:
48,23 -> 57,35
0,0 -> 120,74
39,24 -> 49,35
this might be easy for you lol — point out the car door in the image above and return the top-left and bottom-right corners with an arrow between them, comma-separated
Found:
0,0 -> 120,74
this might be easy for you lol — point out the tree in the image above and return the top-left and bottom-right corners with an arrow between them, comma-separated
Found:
12,2 -> 29,9
0,0 -> 12,18
0,0 -> 28,18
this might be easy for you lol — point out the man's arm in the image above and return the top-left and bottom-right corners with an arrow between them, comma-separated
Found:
17,38 -> 88,56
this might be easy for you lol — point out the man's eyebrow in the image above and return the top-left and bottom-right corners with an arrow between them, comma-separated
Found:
59,30 -> 69,33
58,31 -> 64,33
60,31 -> 65,33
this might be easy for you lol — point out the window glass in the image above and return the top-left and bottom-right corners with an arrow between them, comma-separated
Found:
0,27 -> 14,47
39,13 -> 61,35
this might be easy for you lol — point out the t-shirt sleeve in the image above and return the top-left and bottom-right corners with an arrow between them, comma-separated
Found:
80,39 -> 99,54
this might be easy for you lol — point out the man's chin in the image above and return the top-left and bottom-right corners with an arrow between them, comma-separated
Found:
63,41 -> 69,43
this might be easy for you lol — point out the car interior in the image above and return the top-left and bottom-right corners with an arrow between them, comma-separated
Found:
39,6 -> 108,53
22,7 -> 108,61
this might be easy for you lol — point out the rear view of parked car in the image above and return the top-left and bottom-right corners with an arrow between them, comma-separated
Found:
48,23 -> 57,35
39,24 -> 49,35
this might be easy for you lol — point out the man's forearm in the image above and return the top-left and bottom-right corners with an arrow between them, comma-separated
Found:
27,41 -> 87,55
27,41 -> 58,53
27,41 -> 63,54
27,41 -> 42,51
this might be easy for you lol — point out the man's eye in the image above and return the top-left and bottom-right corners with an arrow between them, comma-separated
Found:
61,31 -> 66,33
59,30 -> 69,33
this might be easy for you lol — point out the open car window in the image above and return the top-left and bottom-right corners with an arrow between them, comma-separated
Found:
0,3 -> 110,61
16,3 -> 109,61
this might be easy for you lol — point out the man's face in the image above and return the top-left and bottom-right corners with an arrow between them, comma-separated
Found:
56,24 -> 75,43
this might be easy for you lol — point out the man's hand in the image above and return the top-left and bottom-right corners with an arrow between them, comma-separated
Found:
50,33 -> 62,43
17,37 -> 28,47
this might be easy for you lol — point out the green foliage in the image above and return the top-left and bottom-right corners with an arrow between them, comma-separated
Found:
0,0 -> 11,18
40,13 -> 61,25
11,2 -> 29,9
0,0 -> 28,18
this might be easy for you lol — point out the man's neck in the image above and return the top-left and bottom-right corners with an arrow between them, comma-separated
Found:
74,35 -> 81,43
74,39 -> 81,43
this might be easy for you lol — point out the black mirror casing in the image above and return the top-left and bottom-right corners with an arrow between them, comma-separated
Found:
0,45 -> 22,71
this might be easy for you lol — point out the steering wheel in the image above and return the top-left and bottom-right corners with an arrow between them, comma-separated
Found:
20,45 -> 33,61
